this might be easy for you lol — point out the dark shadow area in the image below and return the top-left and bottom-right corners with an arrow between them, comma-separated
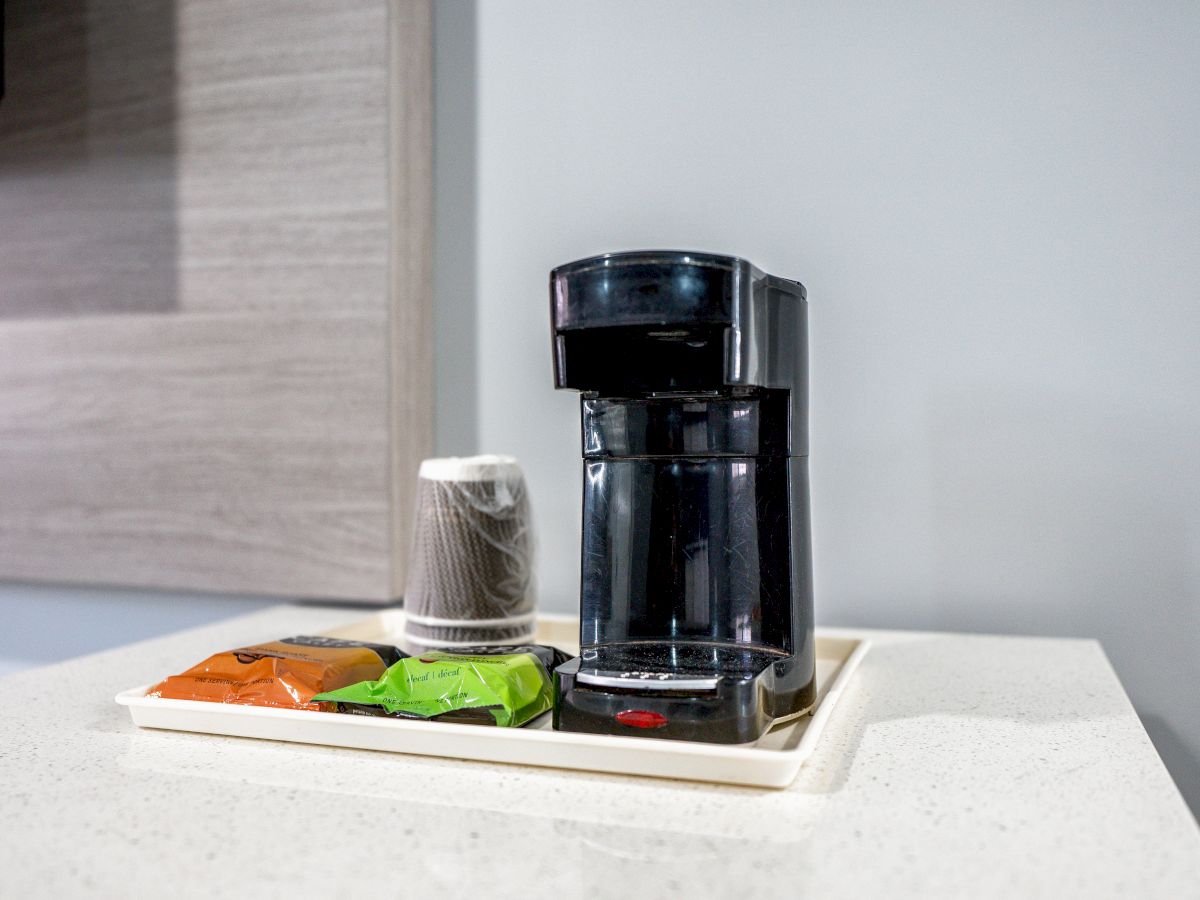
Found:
1141,714 -> 1200,824
0,0 -> 89,156
432,0 -> 478,454
0,0 -> 177,318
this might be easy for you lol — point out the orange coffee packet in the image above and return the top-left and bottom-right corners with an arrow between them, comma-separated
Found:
148,636 -> 406,711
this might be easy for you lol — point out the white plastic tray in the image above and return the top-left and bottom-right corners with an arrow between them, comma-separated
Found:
116,611 -> 869,788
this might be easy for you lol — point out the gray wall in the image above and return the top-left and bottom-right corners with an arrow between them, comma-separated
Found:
435,0 -> 1200,809
0,583 -> 275,677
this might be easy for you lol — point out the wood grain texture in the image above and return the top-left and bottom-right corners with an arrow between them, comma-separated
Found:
174,1 -> 392,315
386,0 -> 434,596
0,1 -> 433,600
0,313 -> 391,597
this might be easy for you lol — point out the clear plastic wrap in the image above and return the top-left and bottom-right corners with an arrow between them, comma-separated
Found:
313,644 -> 571,726
403,455 -> 536,651
147,636 -> 405,710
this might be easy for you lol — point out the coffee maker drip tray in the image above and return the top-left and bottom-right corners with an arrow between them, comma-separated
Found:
555,640 -> 810,743
575,641 -> 787,693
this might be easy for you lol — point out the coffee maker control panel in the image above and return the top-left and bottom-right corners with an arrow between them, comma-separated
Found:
575,671 -> 723,692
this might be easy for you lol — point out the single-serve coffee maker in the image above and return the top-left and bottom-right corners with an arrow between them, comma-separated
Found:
549,250 -> 814,743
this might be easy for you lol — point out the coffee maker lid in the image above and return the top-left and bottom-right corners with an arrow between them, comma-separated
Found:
551,250 -> 756,333
553,249 -> 746,277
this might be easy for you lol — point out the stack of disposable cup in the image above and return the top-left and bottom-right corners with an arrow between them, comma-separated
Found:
402,455 -> 536,651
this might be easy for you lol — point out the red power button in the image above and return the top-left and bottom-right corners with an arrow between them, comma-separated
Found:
615,709 -> 668,729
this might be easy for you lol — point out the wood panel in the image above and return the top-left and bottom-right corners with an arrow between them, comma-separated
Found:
174,1 -> 392,315
386,0 -> 434,596
0,313 -> 391,597
0,0 -> 177,319
0,2 -> 432,600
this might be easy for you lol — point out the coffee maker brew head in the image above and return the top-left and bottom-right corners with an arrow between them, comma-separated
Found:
550,250 -> 807,451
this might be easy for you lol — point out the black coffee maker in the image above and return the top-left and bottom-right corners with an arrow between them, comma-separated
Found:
549,250 -> 814,744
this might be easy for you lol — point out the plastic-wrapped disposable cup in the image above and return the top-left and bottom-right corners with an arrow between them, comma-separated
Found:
402,455 -> 536,651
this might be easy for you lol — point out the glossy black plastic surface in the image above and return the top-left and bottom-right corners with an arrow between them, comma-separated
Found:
580,457 -> 792,650
552,251 -> 740,332
582,391 -> 789,458
554,653 -> 781,744
549,250 -> 814,744
551,250 -> 809,455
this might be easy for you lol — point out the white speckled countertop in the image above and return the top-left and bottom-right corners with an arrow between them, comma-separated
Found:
1,604 -> 1197,899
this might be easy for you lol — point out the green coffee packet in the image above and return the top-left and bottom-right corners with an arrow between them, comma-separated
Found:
312,644 -> 570,727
